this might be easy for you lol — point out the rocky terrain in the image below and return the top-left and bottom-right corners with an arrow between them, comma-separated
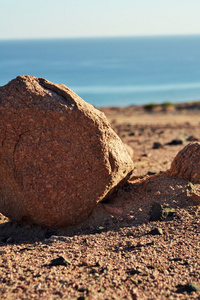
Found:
0,101 -> 200,299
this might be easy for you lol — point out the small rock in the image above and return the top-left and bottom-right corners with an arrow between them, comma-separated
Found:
128,130 -> 135,136
77,287 -> 88,293
146,171 -> 158,176
81,260 -> 89,267
168,142 -> 200,183
59,279 -> 66,284
186,183 -> 200,204
167,139 -> 183,145
150,203 -> 176,221
187,135 -> 199,142
148,227 -> 163,235
153,142 -> 163,149
170,257 -> 190,265
170,257 -> 183,263
82,238 -> 88,244
98,287 -> 105,293
95,261 -> 103,267
126,268 -> 148,276
50,256 -> 71,266
141,153 -> 152,157
20,246 -> 35,252
176,282 -> 200,293
146,265 -> 155,270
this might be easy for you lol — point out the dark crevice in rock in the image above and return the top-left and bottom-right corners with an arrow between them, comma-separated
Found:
38,78 -> 78,109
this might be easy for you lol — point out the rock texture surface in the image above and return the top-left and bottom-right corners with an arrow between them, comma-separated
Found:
0,75 -> 133,228
168,142 -> 200,183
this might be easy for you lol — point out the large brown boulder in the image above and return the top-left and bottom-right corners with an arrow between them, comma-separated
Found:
0,75 -> 133,228
168,142 -> 200,183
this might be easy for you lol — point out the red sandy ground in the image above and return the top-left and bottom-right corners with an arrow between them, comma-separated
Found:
0,103 -> 199,299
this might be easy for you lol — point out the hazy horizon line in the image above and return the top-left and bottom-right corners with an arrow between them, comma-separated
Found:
1,33 -> 200,42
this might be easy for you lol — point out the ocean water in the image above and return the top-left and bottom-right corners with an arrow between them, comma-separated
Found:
1,35 -> 200,107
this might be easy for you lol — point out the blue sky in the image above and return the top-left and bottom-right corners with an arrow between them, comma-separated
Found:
1,0 -> 200,39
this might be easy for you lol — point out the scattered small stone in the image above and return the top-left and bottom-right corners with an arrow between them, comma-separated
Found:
146,241 -> 155,247
128,130 -> 135,136
171,257 -> 183,262
141,153 -> 152,157
176,282 -> 200,293
170,257 -> 190,265
149,203 -> 176,221
98,287 -> 105,293
47,235 -> 68,242
187,135 -> 199,141
81,260 -> 89,267
186,183 -> 200,204
130,278 -> 142,286
147,227 -> 163,235
82,238 -> 88,244
167,139 -> 183,145
95,261 -> 103,267
146,265 -> 155,270
77,296 -> 89,300
59,279 -> 66,284
20,246 -> 35,252
42,245 -> 50,248
126,268 -> 148,276
92,226 -> 106,234
99,267 -> 107,274
77,287 -> 89,293
136,242 -> 144,248
188,182 -> 195,190
50,256 -> 71,266
146,171 -> 158,176
98,226 -> 105,231
153,142 -> 163,149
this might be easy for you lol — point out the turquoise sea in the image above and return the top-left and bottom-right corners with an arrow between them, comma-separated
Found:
1,35 -> 200,107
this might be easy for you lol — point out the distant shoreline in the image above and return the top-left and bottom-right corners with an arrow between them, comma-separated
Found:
99,100 -> 200,111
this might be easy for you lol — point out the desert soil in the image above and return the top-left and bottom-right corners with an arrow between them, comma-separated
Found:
0,103 -> 200,299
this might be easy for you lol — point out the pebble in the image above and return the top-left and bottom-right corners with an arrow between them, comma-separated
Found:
77,296 -> 89,300
150,203 -> 176,221
167,139 -> 183,145
128,130 -> 135,136
176,282 -> 200,293
153,142 -> 163,149
50,256 -> 71,266
148,227 -> 163,235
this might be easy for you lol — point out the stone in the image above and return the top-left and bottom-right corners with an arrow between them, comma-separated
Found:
186,185 -> 200,204
176,283 -> 200,293
50,256 -> 71,266
0,75 -> 134,228
148,227 -> 163,235
149,203 -> 176,221
168,142 -> 200,183
152,142 -> 163,149
166,138 -> 183,145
